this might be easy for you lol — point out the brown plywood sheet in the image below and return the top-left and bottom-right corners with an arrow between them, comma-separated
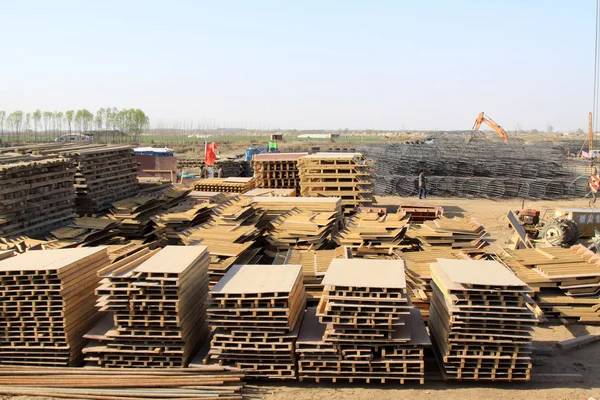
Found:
135,245 -> 208,274
435,258 -> 526,287
0,247 -> 107,272
211,264 -> 302,294
322,259 -> 406,289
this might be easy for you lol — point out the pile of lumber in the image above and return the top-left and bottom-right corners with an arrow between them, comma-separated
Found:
84,246 -> 211,367
400,249 -> 472,322
243,188 -> 297,197
253,152 -> 307,193
0,366 -> 245,400
407,217 -> 487,251
298,153 -> 375,212
495,245 -> 600,323
0,236 -> 49,253
334,209 -> 412,257
108,187 -> 190,239
150,201 -> 214,244
205,264 -> 306,379
252,196 -> 343,225
265,208 -> 340,257
297,259 -> 430,383
194,177 -> 255,193
44,217 -> 119,249
60,145 -> 139,215
429,258 -> 537,381
188,190 -> 230,203
398,204 -> 443,222
0,248 -> 110,366
0,157 -> 75,238
179,197 -> 264,287
281,246 -> 352,304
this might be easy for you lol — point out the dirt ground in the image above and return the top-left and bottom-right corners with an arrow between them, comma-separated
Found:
4,196 -> 600,400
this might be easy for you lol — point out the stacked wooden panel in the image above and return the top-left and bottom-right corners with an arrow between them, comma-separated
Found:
0,158 -> 75,238
297,259 -> 430,383
252,197 -> 343,225
429,258 -> 537,381
407,217 -> 487,251
281,246 -> 352,304
398,205 -> 444,222
150,201 -> 214,244
265,208 -> 340,257
253,152 -> 307,193
194,177 -> 255,193
243,188 -> 297,197
495,245 -> 600,323
400,249 -> 471,322
84,246 -> 210,367
206,264 -> 306,379
44,217 -> 119,249
60,145 -> 139,215
0,247 -> 110,366
298,153 -> 375,212
179,197 -> 264,288
334,209 -> 412,257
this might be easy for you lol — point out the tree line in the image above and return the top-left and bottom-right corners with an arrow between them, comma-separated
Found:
0,108 -> 150,143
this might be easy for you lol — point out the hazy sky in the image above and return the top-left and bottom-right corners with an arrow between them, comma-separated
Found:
0,1 -> 595,131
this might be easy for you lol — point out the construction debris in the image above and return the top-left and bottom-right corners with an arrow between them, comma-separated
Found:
206,264 -> 306,379
429,258 -> 537,381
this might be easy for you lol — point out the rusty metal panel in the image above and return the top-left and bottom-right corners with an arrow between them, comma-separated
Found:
555,208 -> 600,237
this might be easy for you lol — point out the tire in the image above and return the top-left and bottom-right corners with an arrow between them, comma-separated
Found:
540,221 -> 568,246
562,219 -> 580,245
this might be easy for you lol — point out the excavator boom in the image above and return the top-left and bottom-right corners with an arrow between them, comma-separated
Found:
472,112 -> 509,143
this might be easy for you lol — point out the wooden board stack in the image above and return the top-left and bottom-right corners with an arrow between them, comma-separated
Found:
0,158 -> 75,238
243,188 -> 297,197
398,205 -> 444,222
429,259 -> 537,381
205,264 -> 306,379
265,208 -> 340,258
334,209 -> 412,257
179,197 -> 264,288
150,201 -> 214,244
298,153 -> 375,212
495,245 -> 600,323
60,145 -> 139,215
407,217 -> 487,251
296,259 -> 430,383
399,249 -> 471,322
194,177 -> 256,193
0,247 -> 110,366
252,152 -> 307,193
84,246 -> 211,367
281,246 -> 352,304
252,197 -> 343,225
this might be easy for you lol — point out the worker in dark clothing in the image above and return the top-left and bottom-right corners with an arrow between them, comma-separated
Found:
418,171 -> 427,199
238,164 -> 247,177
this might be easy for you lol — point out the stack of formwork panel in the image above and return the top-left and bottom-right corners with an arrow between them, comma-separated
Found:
429,258 -> 537,381
407,217 -> 487,251
45,217 -> 119,249
253,153 -> 307,193
398,205 -> 444,223
179,197 -> 264,288
298,153 -> 375,212
151,201 -> 215,244
252,197 -> 343,225
281,246 -> 352,305
0,158 -> 76,238
495,244 -> 600,323
60,145 -> 139,215
296,259 -> 430,383
265,208 -> 340,258
242,188 -> 297,197
194,178 -> 255,193
84,246 -> 211,367
334,209 -> 412,257
0,247 -> 110,366
206,264 -> 306,379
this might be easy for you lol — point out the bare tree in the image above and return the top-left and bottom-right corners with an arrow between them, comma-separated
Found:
7,111 -> 23,143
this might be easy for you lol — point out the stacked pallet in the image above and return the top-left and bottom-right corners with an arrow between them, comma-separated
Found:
298,153 -> 375,212
60,145 -> 139,215
400,249 -> 471,322
398,205 -> 444,222
334,209 -> 412,257
407,217 -> 487,251
0,248 -> 110,366
429,258 -> 537,381
44,217 -> 119,249
0,366 -> 245,400
281,246 -> 352,304
253,152 -> 307,193
0,157 -> 75,238
188,191 -> 230,203
84,246 -> 211,367
179,197 -> 264,287
495,245 -> 600,323
252,197 -> 343,225
151,201 -> 214,244
243,188 -> 297,197
205,264 -> 306,379
265,208 -> 340,257
194,177 -> 255,193
296,259 -> 430,383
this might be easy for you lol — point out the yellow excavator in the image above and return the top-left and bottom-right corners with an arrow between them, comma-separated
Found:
468,112 -> 509,143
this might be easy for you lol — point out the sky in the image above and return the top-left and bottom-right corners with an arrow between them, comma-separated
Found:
0,0 -> 595,131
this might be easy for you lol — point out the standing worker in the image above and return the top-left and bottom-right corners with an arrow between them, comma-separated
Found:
418,171 -> 427,199
216,166 -> 223,178
590,167 -> 600,207
238,164 -> 247,177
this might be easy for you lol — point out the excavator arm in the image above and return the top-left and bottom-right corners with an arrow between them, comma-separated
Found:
472,112 -> 509,143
